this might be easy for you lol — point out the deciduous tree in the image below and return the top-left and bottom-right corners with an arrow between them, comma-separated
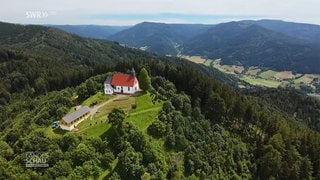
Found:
108,108 -> 126,127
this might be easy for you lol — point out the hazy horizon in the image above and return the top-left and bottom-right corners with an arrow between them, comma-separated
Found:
1,0 -> 320,26
2,18 -> 320,27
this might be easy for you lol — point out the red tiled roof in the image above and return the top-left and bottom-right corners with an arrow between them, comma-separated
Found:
111,73 -> 138,87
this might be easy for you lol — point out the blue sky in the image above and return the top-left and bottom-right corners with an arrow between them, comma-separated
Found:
1,0 -> 320,25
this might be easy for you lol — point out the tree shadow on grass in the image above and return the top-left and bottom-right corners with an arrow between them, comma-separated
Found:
131,90 -> 147,97
52,128 -> 68,136
100,125 -> 116,142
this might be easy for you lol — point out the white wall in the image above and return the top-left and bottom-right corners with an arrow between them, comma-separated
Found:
113,86 -> 122,93
123,86 -> 129,94
118,85 -> 137,94
104,84 -> 113,95
60,124 -> 73,131
105,81 -> 139,95
59,115 -> 89,131
134,82 -> 139,91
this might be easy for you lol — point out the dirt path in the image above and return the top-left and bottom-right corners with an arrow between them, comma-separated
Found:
90,94 -> 129,118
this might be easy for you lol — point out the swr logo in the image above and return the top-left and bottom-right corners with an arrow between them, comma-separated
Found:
26,11 -> 49,19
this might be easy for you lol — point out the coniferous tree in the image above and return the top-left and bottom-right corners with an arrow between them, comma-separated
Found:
139,68 -> 151,91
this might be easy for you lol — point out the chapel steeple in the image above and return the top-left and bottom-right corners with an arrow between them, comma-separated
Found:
130,67 -> 136,77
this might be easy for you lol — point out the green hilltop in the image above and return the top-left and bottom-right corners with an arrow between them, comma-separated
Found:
0,22 -> 320,179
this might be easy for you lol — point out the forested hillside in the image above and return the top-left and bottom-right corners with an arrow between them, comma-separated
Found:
249,19 -> 320,45
0,21 -> 155,98
247,88 -> 320,132
184,21 -> 320,74
1,22 -> 320,179
0,21 -> 242,102
109,22 -> 212,55
106,20 -> 320,74
48,25 -> 129,39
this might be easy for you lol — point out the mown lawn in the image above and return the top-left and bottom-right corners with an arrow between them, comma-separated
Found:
79,123 -> 111,137
68,92 -> 114,113
77,93 -> 162,137
81,92 -> 115,107
77,95 -> 135,137
126,93 -> 163,132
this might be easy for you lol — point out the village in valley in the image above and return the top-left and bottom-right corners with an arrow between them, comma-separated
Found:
50,68 -> 162,137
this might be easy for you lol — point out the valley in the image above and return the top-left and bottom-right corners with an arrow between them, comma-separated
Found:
183,55 -> 320,96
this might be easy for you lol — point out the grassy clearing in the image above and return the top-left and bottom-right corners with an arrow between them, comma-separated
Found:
67,92 -> 114,113
221,65 -> 244,74
100,96 -> 135,113
51,92 -> 162,138
294,74 -> 319,84
126,93 -> 163,132
212,59 -> 230,73
45,126 -> 68,138
274,71 -> 294,80
240,77 -> 280,88
79,123 -> 111,137
127,107 -> 161,132
212,59 -> 222,66
245,67 -> 261,76
76,93 -> 162,137
181,55 -> 206,64
204,59 -> 213,66
81,92 -> 115,107
77,96 -> 135,137
259,70 -> 277,79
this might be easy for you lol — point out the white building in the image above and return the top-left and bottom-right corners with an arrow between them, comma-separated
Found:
104,69 -> 139,95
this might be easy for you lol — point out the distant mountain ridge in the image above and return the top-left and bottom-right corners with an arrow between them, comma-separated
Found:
47,25 -> 130,39
0,21 -> 240,94
247,19 -> 320,45
184,21 -> 320,73
12,20 -> 320,74
109,22 -> 213,55
106,20 -> 320,74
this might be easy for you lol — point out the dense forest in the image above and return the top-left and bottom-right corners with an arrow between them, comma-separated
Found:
1,58 -> 320,179
1,22 -> 320,179
109,22 -> 212,55
247,88 -> 320,132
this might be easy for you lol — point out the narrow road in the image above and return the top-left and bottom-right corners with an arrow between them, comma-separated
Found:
90,94 -> 129,118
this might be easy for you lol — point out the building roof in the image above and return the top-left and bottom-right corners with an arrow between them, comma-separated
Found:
61,106 -> 90,123
104,76 -> 112,85
111,73 -> 138,87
